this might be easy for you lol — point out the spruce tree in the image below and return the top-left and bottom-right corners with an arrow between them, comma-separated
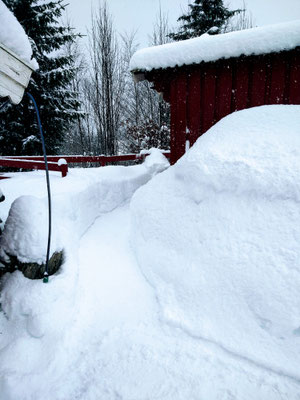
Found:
169,0 -> 241,41
0,0 -> 81,155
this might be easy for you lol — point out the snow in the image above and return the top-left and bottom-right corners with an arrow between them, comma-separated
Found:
0,152 -> 169,265
142,147 -> 170,176
0,195 -> 62,264
0,0 -> 37,68
57,158 -> 67,166
130,19 -> 300,73
131,105 -> 300,384
1,106 -> 300,399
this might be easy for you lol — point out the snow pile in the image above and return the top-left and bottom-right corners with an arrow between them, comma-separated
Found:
141,148 -> 170,176
0,196 -> 63,265
130,20 -> 300,72
131,105 -> 300,380
57,158 -> 67,166
1,133 -> 300,398
0,0 -> 36,67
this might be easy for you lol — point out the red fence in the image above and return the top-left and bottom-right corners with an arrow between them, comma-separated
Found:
0,158 -> 68,178
0,151 -> 170,179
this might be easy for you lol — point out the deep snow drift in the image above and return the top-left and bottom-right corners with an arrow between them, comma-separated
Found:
131,105 -> 300,382
1,108 -> 300,399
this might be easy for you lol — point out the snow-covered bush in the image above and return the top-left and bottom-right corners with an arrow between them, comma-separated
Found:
121,119 -> 170,153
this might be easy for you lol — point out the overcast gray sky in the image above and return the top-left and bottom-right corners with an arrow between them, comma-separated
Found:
66,0 -> 300,49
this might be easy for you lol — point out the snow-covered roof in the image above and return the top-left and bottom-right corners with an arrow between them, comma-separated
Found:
0,1 -> 37,104
0,0 -> 35,67
130,20 -> 300,74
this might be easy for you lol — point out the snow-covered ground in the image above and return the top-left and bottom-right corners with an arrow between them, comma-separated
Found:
1,107 -> 300,399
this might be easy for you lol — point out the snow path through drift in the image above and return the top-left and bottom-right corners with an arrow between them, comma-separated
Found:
75,202 -> 158,336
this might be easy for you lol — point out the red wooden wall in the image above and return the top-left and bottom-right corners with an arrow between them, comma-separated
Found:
147,48 -> 300,164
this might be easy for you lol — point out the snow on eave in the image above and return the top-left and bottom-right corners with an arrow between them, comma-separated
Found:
0,42 -> 35,70
0,0 -> 37,67
0,42 -> 35,104
130,19 -> 300,75
0,0 -> 38,104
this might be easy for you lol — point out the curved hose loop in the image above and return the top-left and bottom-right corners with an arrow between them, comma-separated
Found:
26,92 -> 51,283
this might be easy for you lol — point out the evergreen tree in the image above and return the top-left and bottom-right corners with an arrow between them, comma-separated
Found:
169,0 -> 241,41
0,0 -> 81,155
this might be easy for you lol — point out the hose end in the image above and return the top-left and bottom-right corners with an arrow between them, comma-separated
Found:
43,272 -> 49,283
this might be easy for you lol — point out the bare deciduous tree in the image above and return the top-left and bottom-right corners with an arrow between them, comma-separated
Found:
60,22 -> 98,156
149,5 -> 171,46
88,1 -> 125,155
226,1 -> 254,32
63,2 -> 172,157
120,7 -> 171,153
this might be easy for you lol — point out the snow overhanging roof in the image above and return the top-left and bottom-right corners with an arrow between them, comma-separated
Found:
0,0 -> 37,104
0,43 -> 35,104
0,0 -> 36,67
130,20 -> 300,78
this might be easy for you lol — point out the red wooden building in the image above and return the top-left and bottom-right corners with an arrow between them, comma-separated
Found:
130,20 -> 300,164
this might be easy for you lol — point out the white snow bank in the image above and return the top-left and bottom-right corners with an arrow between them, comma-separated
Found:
1,143 -> 300,399
3,204 -> 299,400
0,152 -> 169,265
0,0 -> 36,68
130,20 -> 300,72
131,105 -> 300,381
0,154 -> 169,399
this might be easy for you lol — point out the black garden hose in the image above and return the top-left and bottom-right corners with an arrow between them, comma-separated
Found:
27,92 -> 51,283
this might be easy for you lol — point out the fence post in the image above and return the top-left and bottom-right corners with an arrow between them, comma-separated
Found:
60,163 -> 68,177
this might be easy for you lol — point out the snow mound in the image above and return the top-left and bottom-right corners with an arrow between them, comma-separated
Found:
0,0 -> 36,68
130,20 -> 300,72
131,105 -> 300,380
142,148 -> 170,176
0,196 -> 62,264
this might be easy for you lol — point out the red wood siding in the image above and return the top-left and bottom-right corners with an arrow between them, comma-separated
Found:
289,51 -> 300,104
233,58 -> 249,111
249,58 -> 267,107
201,64 -> 217,137
147,48 -> 300,164
170,72 -> 188,163
187,70 -> 201,147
